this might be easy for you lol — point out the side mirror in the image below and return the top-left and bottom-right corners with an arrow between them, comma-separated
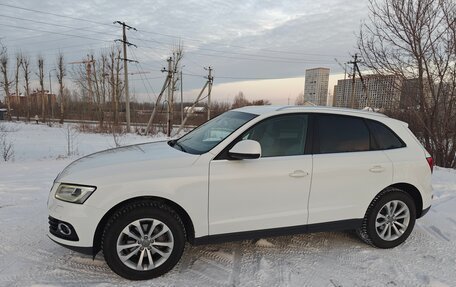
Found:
228,140 -> 261,160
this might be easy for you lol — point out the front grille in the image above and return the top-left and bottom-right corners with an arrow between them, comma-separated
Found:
48,216 -> 79,241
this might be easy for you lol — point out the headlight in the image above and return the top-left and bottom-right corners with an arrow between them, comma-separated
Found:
55,184 -> 96,204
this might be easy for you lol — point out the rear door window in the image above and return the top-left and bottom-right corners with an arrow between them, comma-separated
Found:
316,114 -> 370,154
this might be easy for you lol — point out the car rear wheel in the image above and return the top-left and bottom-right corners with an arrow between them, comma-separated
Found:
102,201 -> 186,280
357,188 -> 416,248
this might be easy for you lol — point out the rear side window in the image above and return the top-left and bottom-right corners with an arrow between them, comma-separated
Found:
316,114 -> 370,154
366,120 -> 405,150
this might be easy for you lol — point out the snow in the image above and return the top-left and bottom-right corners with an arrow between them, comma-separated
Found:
1,121 -> 456,286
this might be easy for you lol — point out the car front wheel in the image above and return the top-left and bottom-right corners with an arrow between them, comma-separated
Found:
357,188 -> 416,248
102,201 -> 186,280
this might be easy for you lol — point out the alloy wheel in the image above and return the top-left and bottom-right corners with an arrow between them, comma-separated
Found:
116,218 -> 174,271
375,200 -> 410,241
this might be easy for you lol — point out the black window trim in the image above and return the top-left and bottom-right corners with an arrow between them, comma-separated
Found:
364,118 -> 407,151
312,113 -> 406,155
214,113 -> 312,160
213,112 -> 407,159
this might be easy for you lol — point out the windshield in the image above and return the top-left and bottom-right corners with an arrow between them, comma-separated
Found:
171,111 -> 257,154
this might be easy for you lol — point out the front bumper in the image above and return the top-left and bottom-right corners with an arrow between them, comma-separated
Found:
48,183 -> 105,249
48,216 -> 79,241
419,205 -> 431,218
48,236 -> 94,255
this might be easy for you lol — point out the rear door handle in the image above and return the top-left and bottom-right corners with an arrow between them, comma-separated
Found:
369,165 -> 385,173
289,170 -> 309,178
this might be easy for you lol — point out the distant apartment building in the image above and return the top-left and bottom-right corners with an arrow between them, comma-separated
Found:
333,74 -> 403,110
304,67 -> 330,106
7,90 -> 57,107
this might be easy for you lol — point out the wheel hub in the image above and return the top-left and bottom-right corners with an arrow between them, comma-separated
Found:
375,200 -> 410,241
116,218 -> 174,271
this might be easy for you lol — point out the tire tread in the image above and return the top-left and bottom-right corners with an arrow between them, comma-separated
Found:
101,200 -> 186,280
357,187 -> 412,247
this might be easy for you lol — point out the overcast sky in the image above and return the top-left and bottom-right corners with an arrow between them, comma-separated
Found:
0,0 -> 368,104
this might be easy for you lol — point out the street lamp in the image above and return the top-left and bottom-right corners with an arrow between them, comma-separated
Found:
49,68 -> 56,119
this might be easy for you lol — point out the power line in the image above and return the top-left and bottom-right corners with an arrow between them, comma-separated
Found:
132,33 -> 339,63
4,26 -> 94,43
136,29 -> 344,58
1,23 -> 113,44
0,9 -> 341,64
0,3 -> 345,60
135,43 -> 334,65
0,3 -> 115,28
181,71 -> 297,81
186,50 -> 334,64
0,14 -> 120,39
129,47 -> 157,97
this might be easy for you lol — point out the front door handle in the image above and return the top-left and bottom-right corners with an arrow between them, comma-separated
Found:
369,165 -> 385,173
289,170 -> 309,178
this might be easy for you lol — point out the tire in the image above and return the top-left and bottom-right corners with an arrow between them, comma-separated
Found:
102,201 -> 186,280
357,188 -> 416,249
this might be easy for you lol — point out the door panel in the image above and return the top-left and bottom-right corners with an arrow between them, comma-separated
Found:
308,114 -> 394,224
209,155 -> 312,235
209,113 -> 311,235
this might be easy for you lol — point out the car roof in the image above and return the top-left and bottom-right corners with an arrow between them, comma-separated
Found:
234,105 -> 389,119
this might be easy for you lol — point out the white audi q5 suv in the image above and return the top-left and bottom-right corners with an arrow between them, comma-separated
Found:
48,106 -> 433,280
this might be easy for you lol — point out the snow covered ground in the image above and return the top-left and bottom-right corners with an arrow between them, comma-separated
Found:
0,122 -> 455,287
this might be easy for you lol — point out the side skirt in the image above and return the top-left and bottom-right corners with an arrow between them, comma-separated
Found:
192,219 -> 362,245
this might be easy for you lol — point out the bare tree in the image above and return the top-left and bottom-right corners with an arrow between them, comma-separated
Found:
37,56 -> 46,123
295,92 -> 305,105
359,0 -> 456,168
92,53 -> 107,127
231,92 -> 250,109
107,47 -> 123,127
57,53 -> 66,124
21,55 -> 31,121
14,54 -> 22,120
71,55 -> 97,122
0,125 -> 14,162
0,44 -> 12,121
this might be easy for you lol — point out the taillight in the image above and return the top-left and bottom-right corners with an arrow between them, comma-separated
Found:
426,157 -> 434,173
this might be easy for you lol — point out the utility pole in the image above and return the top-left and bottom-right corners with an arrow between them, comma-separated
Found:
349,54 -> 358,109
145,61 -> 172,135
205,66 -> 213,120
176,66 -> 214,135
348,53 -> 363,109
166,57 -> 173,137
114,21 -> 137,132
180,69 -> 183,124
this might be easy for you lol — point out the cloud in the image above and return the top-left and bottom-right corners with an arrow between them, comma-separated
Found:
0,0 -> 367,103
